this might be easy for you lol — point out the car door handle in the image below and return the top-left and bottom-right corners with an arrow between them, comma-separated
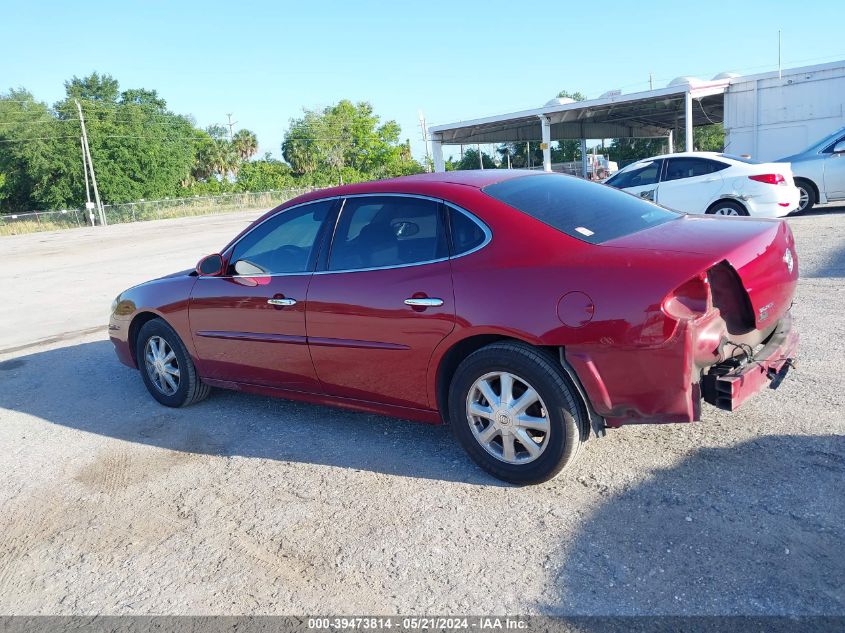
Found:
404,297 -> 444,307
267,298 -> 297,306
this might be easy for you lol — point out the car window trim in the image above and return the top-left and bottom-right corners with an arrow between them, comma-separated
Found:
444,202 -> 493,258
612,159 -> 663,188
215,196 -> 341,279
822,134 -> 845,154
316,192 -> 492,275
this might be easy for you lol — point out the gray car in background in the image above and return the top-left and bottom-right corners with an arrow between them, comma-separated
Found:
780,126 -> 845,213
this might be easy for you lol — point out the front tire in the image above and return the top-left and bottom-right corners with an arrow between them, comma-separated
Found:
136,318 -> 211,407
794,180 -> 816,214
448,342 -> 587,484
706,200 -> 748,216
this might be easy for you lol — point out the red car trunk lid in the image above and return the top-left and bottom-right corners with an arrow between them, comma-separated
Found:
604,215 -> 798,329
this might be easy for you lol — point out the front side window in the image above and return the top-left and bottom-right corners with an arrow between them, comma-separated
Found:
329,196 -> 447,271
606,160 -> 661,189
664,158 -> 726,181
229,199 -> 333,275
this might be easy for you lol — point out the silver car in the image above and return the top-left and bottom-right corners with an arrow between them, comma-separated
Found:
780,127 -> 845,213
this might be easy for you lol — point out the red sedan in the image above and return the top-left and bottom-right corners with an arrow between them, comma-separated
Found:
110,171 -> 799,483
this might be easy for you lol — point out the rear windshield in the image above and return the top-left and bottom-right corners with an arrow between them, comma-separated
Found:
482,174 -> 679,244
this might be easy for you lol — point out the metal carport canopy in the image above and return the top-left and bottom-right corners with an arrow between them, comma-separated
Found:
428,79 -> 730,172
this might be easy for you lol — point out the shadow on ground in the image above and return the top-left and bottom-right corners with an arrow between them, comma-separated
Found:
792,203 -> 845,217
0,340 -> 502,485
542,434 -> 845,616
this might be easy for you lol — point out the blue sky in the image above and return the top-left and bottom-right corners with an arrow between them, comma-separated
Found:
3,0 -> 844,162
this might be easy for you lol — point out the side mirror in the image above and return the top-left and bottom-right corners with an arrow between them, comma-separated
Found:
833,140 -> 845,154
196,253 -> 225,276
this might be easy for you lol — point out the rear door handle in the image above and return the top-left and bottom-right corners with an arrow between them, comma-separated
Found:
404,297 -> 444,307
267,298 -> 297,306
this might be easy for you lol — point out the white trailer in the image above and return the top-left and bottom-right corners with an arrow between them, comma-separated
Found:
724,61 -> 845,162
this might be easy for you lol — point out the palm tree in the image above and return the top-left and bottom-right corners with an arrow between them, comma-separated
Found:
232,129 -> 258,162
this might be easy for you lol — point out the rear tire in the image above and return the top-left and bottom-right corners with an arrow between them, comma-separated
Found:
136,318 -> 211,407
794,180 -> 816,214
706,200 -> 748,216
448,342 -> 587,485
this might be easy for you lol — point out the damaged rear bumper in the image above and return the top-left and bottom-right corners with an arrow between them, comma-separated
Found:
565,311 -> 798,427
701,313 -> 798,411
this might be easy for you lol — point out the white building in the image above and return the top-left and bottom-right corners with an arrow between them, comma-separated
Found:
428,60 -> 845,172
724,61 -> 845,161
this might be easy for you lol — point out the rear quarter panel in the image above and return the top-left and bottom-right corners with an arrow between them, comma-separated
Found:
425,190 -> 712,416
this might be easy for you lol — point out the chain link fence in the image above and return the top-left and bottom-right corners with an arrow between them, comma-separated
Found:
0,189 -> 317,236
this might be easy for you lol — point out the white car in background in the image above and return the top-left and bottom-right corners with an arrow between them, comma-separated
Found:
604,152 -> 800,217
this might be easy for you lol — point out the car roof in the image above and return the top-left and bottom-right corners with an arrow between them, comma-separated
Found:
630,151 -> 728,162
300,169 -> 542,198
255,170 -> 549,227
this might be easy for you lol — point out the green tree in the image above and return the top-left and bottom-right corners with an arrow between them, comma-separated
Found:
450,147 -> 497,170
557,89 -> 587,101
233,129 -> 258,161
235,158 -> 295,191
691,123 -> 724,152
64,72 -> 120,102
1,74 -> 205,211
53,76 -> 198,203
606,123 -> 724,164
119,88 -> 167,111
282,100 -> 422,182
0,89 -> 80,211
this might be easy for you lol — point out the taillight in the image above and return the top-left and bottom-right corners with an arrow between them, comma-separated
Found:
749,173 -> 786,185
663,273 -> 711,320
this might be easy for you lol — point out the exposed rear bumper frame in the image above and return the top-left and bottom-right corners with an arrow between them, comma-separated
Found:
701,313 -> 798,411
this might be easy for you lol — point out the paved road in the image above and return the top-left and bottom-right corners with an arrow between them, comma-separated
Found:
0,207 -> 842,615
0,211 -> 262,353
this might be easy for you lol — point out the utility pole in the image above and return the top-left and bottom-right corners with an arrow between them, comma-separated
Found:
80,136 -> 94,227
649,72 -> 653,91
226,113 -> 237,141
76,100 -> 106,226
418,111 -> 432,172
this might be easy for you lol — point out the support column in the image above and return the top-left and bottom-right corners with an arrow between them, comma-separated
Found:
684,90 -> 693,152
431,135 -> 445,173
580,138 -> 588,178
667,130 -> 674,154
539,116 -> 552,172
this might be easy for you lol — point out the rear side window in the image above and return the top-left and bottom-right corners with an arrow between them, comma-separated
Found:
482,174 -> 678,245
606,160 -> 661,189
664,157 -> 728,181
448,206 -> 488,255
329,196 -> 448,271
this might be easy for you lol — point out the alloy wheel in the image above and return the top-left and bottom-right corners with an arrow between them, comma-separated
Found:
466,371 -> 550,465
798,187 -> 810,211
713,207 -> 741,216
144,336 -> 181,396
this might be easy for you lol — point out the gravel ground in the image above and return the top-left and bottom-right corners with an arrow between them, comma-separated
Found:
0,207 -> 842,615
